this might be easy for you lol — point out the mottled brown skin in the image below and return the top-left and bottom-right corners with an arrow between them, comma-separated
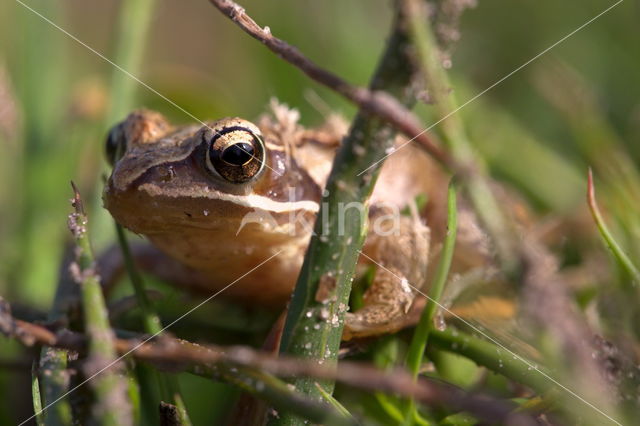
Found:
104,103 -> 450,337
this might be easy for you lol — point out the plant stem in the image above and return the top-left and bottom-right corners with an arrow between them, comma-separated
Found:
92,0 -> 157,246
405,182 -> 458,376
587,169 -> 640,284
114,223 -> 192,425
31,362 -> 45,426
274,6 -> 417,424
405,0 -> 518,273
106,0 -> 156,124
38,348 -> 73,426
215,365 -> 356,426
404,182 -> 457,424
37,249 -> 78,426
69,183 -> 132,425
429,328 -> 551,395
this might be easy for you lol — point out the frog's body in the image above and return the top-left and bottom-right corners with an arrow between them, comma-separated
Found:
104,103 -> 449,338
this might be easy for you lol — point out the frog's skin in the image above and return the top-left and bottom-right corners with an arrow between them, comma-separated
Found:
104,102 -> 450,338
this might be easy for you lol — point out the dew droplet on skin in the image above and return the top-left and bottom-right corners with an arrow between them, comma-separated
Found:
434,313 -> 446,331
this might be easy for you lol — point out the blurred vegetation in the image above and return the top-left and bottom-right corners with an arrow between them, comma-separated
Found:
1,0 -> 639,424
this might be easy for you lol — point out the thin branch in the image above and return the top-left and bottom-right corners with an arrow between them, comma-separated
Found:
2,315 -> 537,425
207,0 -> 453,169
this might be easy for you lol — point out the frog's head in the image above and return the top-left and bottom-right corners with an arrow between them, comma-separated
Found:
103,110 -> 320,245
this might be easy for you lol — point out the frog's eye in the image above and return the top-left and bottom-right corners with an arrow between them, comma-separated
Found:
105,124 -> 125,166
205,125 -> 265,183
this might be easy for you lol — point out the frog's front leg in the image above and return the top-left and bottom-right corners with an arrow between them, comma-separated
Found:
343,209 -> 430,340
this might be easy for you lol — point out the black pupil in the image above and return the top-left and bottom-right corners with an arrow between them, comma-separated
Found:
221,142 -> 254,166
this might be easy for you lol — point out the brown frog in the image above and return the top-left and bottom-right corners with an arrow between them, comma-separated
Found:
103,102 -> 456,338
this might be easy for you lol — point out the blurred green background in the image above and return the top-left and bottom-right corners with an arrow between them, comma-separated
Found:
0,0 -> 638,423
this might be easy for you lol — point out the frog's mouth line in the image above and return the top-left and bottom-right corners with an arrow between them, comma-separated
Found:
138,182 -> 320,214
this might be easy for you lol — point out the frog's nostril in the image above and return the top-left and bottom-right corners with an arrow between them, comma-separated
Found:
221,142 -> 254,166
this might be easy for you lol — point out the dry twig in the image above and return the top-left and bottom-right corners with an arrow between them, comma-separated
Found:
208,0 -> 454,169
1,312 -> 536,425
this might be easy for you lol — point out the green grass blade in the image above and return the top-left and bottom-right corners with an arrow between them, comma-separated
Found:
275,7 -> 418,424
69,184 -> 132,425
114,223 -> 192,425
587,168 -> 640,284
403,181 -> 457,425
31,362 -> 45,426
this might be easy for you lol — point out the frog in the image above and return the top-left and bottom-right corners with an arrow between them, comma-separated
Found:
103,101 -> 456,339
